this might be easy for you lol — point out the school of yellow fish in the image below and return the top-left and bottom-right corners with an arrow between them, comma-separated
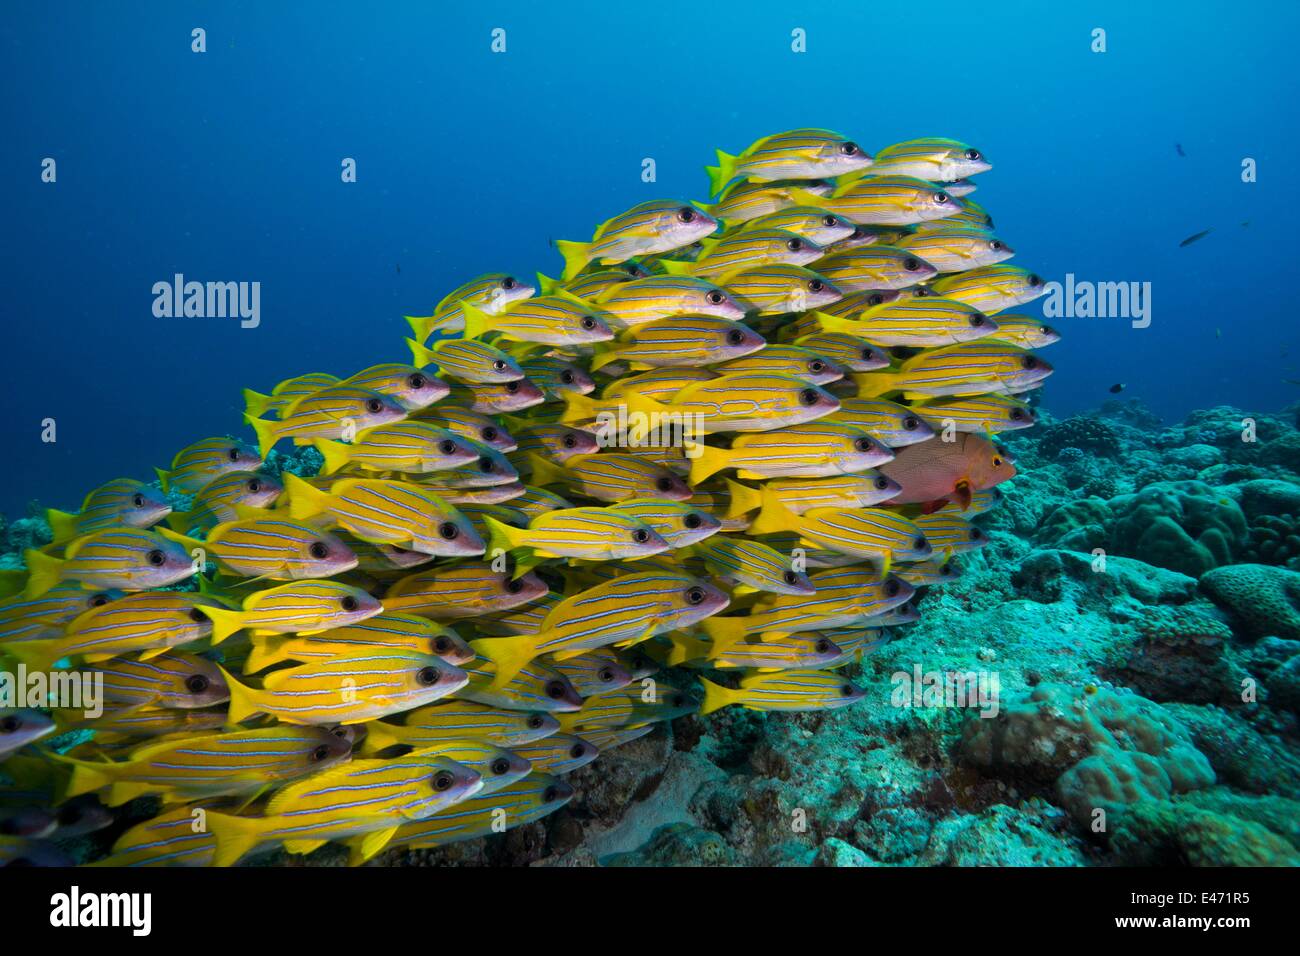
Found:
0,129 -> 1056,867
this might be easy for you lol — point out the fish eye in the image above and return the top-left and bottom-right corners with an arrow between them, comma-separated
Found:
678,207 -> 696,223
808,279 -> 824,293
707,290 -> 726,305
816,639 -> 832,653
841,683 -> 854,696
189,607 -> 206,623
559,369 -> 576,386
0,716 -> 20,733
1010,408 -> 1026,421
655,476 -> 674,492
1028,274 -> 1043,287
341,595 -> 358,611
504,381 -> 521,394
914,536 -> 927,550
798,388 -> 819,406
990,240 -> 1003,251
227,448 -> 240,461
501,277 -> 517,290
491,757 -> 511,776
632,528 -> 650,544
671,693 -> 686,707
933,192 -> 950,204
432,770 -> 454,791
965,148 -> 981,161
570,742 -> 588,759
432,635 -> 453,654
783,571 -> 799,585
867,293 -> 885,306
684,512 -> 703,529
544,785 -> 560,802
903,257 -> 921,271
247,478 -> 262,492
993,456 -> 1004,467
841,142 -> 859,155
914,287 -> 932,297
884,579 -> 900,597
970,313 -> 986,327
809,360 -> 825,373
527,714 -> 544,729
146,549 -> 166,567
417,666 -> 440,686
438,439 -> 457,455
786,238 -> 804,252
438,522 -> 460,540
311,744 -> 331,762
90,594 -> 109,607
862,347 -> 879,362
854,437 -> 874,452
492,359 -> 507,371
874,476 -> 890,490
310,541 -> 329,559
822,215 -> 838,227
545,680 -> 566,699
1041,325 -> 1054,335
185,675 -> 210,694
580,315 -> 598,330
726,328 -> 745,345
686,586 -> 706,605
409,373 -> 427,389
1023,355 -> 1038,369
482,426 -> 498,442
504,577 -> 524,594
562,433 -> 578,448
903,416 -> 920,430
971,528 -> 984,540
132,493 -> 146,508
478,457 -> 495,473
365,398 -> 384,414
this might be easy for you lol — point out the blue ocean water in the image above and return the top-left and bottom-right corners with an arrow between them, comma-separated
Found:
2,0 -> 1296,512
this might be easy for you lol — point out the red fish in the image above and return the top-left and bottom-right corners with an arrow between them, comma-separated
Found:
877,433 -> 1015,511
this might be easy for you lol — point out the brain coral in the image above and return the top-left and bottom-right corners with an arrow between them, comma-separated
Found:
960,683 -> 1214,826
1200,563 -> 1300,641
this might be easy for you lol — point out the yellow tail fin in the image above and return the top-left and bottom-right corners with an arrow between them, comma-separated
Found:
705,148 -> 740,197
406,337 -> 441,370
698,676 -> 738,715
206,811 -> 264,868
699,615 -> 749,646
221,667 -> 266,725
45,509 -> 79,547
22,549 -> 63,598
242,388 -> 275,420
405,313 -> 436,344
282,472 -> 333,521
460,300 -> 493,340
198,605 -> 247,646
471,636 -> 538,691
687,445 -> 730,486
312,438 -> 353,476
555,239 -> 593,281
745,483 -> 799,535
244,414 -> 280,458
723,479 -> 761,518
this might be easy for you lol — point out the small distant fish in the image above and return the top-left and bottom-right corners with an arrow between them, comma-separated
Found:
1175,143 -> 1186,157
1179,229 -> 1212,248
1109,383 -> 1126,393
